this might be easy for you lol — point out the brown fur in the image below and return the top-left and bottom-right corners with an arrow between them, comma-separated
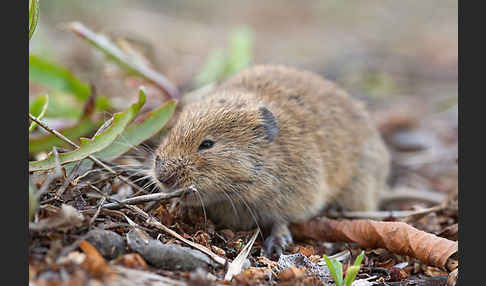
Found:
153,65 -> 390,254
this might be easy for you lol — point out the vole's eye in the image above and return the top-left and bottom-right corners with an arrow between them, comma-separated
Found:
198,139 -> 215,151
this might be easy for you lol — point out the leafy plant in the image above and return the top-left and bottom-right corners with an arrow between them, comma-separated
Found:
322,251 -> 365,286
29,92 -> 146,172
94,88 -> 177,162
195,27 -> 253,87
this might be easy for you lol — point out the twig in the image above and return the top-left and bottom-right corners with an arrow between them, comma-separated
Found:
85,183 -> 226,266
402,205 -> 446,223
67,22 -> 180,99
89,197 -> 106,227
380,187 -> 447,206
327,210 -> 421,220
327,204 -> 445,221
55,159 -> 83,199
99,188 -> 187,210
134,205 -> 227,266
29,113 -> 148,195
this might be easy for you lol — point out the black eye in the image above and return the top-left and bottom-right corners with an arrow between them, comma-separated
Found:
198,140 -> 215,151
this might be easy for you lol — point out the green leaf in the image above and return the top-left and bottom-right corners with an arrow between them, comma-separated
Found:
353,251 -> 365,267
29,94 -> 49,133
195,49 -> 226,87
29,0 -> 39,40
195,26 -> 253,87
344,266 -> 360,286
29,93 -> 146,171
29,119 -> 102,153
29,182 -> 38,221
226,27 -> 253,75
323,255 -> 344,286
95,88 -> 177,161
29,54 -> 91,101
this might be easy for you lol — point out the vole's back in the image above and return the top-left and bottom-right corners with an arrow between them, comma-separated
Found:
220,65 -> 388,212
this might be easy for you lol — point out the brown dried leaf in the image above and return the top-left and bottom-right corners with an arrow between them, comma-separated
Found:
211,245 -> 226,256
79,240 -> 114,279
297,245 -> 315,257
437,224 -> 458,241
291,217 -> 457,268
278,266 -> 306,281
112,253 -> 148,270
233,267 -> 272,284
389,267 -> 408,281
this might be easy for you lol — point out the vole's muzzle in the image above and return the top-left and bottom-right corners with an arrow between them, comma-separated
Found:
154,156 -> 178,188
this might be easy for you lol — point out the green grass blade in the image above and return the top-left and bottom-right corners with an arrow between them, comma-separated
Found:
195,27 -> 253,87
29,0 -> 39,40
94,88 -> 177,161
353,251 -> 365,267
226,27 -> 253,75
344,266 -> 360,286
29,93 -> 146,171
323,255 -> 344,286
29,55 -> 91,101
29,94 -> 49,133
195,49 -> 226,87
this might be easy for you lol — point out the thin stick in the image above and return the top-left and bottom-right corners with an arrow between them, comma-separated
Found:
327,204 -> 445,221
402,205 -> 445,223
100,188 -> 186,210
133,205 -> 227,266
85,184 -> 226,266
67,22 -> 180,100
29,114 -> 147,195
89,197 -> 106,226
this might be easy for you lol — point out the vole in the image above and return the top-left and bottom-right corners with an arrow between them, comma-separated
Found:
152,65 -> 390,256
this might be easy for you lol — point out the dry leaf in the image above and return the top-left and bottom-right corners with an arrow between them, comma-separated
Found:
79,240 -> 114,279
291,217 -> 457,268
298,245 -> 315,257
278,266 -> 306,281
112,253 -> 148,270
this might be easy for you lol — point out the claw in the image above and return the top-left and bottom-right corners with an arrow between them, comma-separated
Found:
263,223 -> 293,258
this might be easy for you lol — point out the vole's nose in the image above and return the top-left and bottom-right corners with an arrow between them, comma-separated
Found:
154,156 -> 177,187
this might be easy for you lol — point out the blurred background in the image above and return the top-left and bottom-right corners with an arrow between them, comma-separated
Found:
29,0 -> 458,198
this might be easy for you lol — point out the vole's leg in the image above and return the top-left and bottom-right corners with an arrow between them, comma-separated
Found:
263,222 -> 293,258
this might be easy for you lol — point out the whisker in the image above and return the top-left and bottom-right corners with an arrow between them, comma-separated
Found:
231,190 -> 264,242
190,186 -> 208,229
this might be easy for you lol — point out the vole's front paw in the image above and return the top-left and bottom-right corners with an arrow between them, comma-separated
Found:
263,223 -> 293,258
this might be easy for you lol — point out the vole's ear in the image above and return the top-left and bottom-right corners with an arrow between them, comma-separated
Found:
257,106 -> 278,143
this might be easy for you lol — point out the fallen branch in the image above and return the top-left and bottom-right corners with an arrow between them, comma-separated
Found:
291,217 -> 457,269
